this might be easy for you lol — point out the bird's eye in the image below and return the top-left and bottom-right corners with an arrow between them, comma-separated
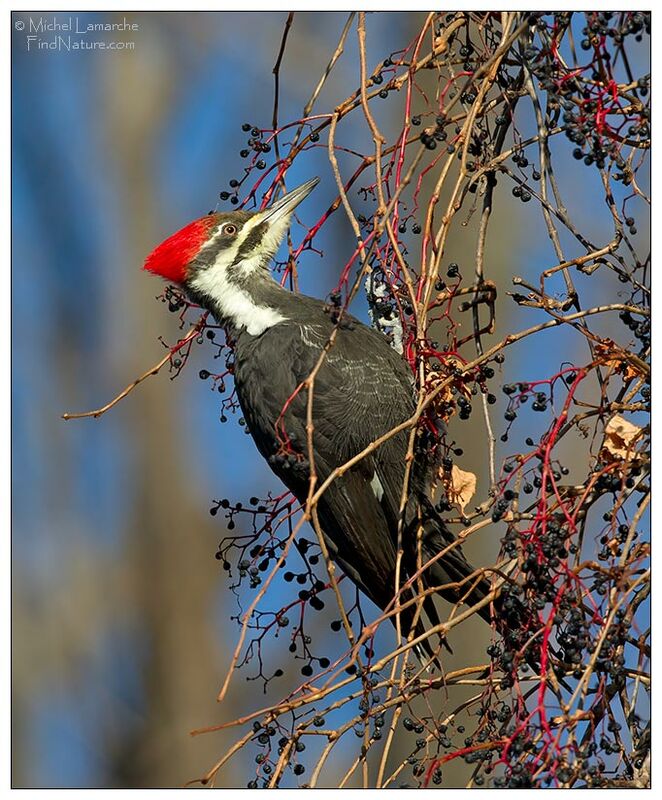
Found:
222,223 -> 237,236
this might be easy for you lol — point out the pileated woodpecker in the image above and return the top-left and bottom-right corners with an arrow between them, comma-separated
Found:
143,178 -> 507,661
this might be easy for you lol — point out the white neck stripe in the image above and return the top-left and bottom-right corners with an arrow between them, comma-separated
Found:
189,258 -> 286,336
190,212 -> 290,336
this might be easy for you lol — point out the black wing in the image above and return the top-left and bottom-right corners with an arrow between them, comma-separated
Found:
233,310 -> 416,610
233,306 -> 488,647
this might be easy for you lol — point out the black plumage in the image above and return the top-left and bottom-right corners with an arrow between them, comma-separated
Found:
200,283 -> 496,658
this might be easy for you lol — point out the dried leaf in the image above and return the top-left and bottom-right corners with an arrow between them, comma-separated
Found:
447,465 -> 477,515
619,363 -> 640,382
426,361 -> 469,423
595,340 -> 644,382
602,414 -> 643,461
427,371 -> 454,407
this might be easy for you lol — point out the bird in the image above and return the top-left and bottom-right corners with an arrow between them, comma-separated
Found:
143,177 -> 521,665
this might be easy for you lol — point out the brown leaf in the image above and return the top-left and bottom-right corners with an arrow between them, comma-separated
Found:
447,464 -> 477,515
426,362 -> 467,423
602,414 -> 643,462
595,340 -> 644,382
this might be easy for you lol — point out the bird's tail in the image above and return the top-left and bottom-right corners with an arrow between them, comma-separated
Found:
406,506 -> 542,671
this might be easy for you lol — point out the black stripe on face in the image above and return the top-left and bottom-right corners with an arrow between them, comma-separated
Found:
187,211 -> 253,272
232,221 -> 268,267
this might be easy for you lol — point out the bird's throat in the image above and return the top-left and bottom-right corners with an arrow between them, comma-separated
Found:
189,271 -> 287,337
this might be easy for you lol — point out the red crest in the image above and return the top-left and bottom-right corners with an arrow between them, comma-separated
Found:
143,215 -> 218,284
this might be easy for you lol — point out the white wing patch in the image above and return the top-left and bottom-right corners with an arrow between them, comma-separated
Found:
370,472 -> 384,502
